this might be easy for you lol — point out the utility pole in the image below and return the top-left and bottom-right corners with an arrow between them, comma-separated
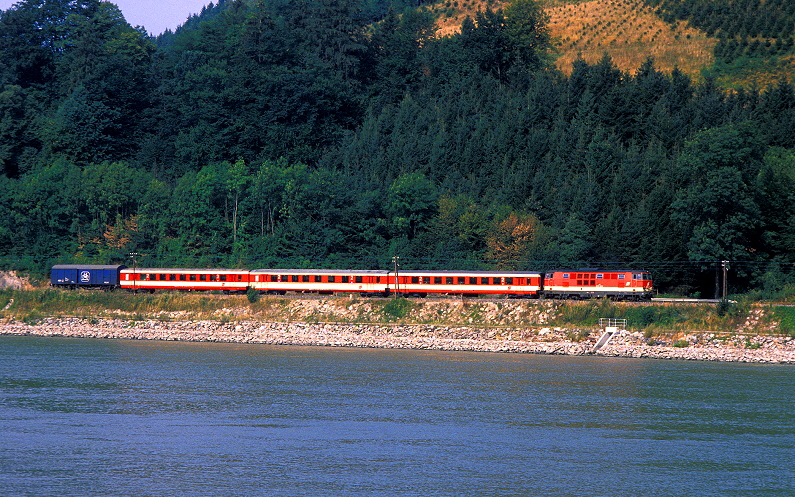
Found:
129,252 -> 139,293
722,260 -> 728,300
392,256 -> 400,297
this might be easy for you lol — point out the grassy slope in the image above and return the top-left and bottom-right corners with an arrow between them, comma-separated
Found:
2,288 -> 791,338
430,0 -> 794,87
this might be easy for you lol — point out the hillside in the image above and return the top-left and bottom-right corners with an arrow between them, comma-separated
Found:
430,0 -> 795,84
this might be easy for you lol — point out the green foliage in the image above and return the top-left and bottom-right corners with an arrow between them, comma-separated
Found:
716,298 -> 736,318
246,287 -> 260,304
672,339 -> 689,348
623,306 -> 686,328
382,297 -> 413,320
771,306 -> 795,338
1,0 -> 795,298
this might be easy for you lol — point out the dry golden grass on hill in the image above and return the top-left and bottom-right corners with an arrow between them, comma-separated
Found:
431,0 -> 716,78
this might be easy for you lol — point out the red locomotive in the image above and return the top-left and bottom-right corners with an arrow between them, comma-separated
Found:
542,269 -> 653,301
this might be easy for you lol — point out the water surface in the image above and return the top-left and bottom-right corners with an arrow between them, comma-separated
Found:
1,336 -> 793,496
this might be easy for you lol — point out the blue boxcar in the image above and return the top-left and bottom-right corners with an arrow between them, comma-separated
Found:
50,265 -> 126,289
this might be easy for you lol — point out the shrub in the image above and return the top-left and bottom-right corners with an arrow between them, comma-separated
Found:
246,287 -> 260,304
716,298 -> 735,317
672,339 -> 689,348
382,297 -> 412,320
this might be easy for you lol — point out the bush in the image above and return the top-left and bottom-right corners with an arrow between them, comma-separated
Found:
246,287 -> 260,304
382,297 -> 412,320
716,298 -> 735,317
672,339 -> 689,348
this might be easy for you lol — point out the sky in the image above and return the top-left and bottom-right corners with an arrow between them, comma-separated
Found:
0,0 -> 212,36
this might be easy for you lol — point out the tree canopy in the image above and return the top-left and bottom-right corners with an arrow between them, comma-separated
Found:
1,0 -> 795,296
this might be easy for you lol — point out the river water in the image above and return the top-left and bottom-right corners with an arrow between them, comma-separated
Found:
1,335 -> 793,496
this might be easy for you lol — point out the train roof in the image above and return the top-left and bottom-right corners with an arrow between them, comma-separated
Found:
545,268 -> 651,273
52,264 -> 126,270
395,270 -> 542,276
122,267 -> 249,272
250,269 -> 389,274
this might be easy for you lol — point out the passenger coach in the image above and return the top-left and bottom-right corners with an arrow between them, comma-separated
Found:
119,268 -> 250,293
249,269 -> 390,296
394,270 -> 542,298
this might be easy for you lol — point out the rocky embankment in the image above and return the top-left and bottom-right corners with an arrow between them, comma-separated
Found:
2,317 -> 794,364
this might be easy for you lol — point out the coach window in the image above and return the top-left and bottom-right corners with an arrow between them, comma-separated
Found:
292,275 -> 299,282
493,277 -> 501,284
355,276 -> 363,283
481,277 -> 489,285
200,274 -> 207,281
328,275 -> 335,283
411,277 -> 419,284
434,277 -> 442,284
506,277 -> 513,285
423,277 -> 431,284
180,275 -> 186,281
303,275 -> 310,282
209,274 -> 216,282
470,277 -> 478,285
342,276 -> 349,283
315,275 -> 322,282
220,275 -> 227,281
458,277 -> 465,285
446,277 -> 453,284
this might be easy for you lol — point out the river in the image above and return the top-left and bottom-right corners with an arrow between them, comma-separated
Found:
1,336 -> 793,496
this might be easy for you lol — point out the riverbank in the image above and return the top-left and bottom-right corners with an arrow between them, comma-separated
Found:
2,317 -> 794,363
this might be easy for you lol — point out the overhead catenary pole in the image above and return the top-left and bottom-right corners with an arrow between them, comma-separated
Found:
722,260 -> 728,300
392,256 -> 399,297
129,252 -> 139,293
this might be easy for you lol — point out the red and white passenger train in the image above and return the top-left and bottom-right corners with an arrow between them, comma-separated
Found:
51,264 -> 653,300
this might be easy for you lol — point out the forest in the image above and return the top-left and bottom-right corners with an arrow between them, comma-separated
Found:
1,0 -> 795,297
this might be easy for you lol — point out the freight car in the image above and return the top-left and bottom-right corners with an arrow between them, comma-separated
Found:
50,264 -> 126,290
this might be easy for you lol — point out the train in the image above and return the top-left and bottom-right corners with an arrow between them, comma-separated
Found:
50,264 -> 654,300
